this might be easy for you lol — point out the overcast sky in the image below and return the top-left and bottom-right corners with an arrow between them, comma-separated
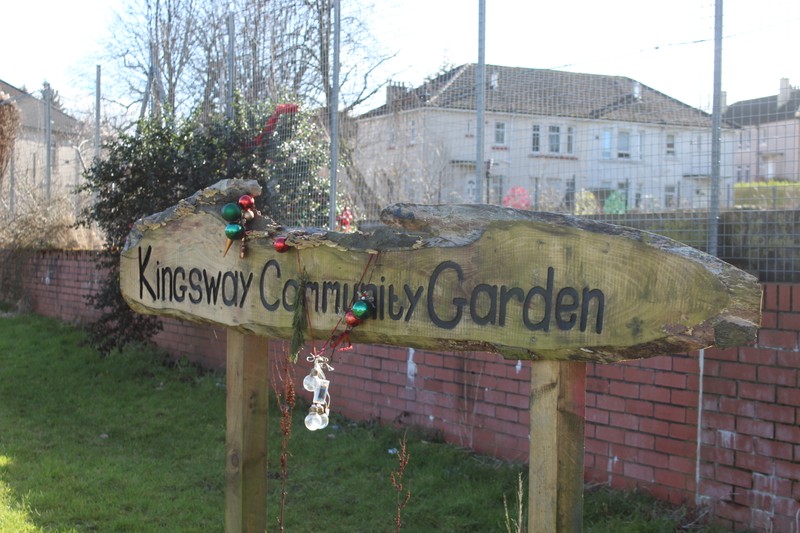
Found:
3,0 -> 798,115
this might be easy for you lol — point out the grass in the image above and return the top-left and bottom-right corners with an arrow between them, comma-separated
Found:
0,313 -> 723,532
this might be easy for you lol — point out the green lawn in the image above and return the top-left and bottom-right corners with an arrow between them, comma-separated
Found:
0,314 -> 721,532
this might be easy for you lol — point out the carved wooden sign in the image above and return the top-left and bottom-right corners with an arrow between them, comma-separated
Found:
120,179 -> 761,362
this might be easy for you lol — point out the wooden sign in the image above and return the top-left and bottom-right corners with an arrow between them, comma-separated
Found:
121,179 -> 760,362
119,179 -> 761,533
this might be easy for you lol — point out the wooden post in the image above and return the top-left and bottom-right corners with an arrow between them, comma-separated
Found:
225,331 -> 270,533
529,361 -> 586,532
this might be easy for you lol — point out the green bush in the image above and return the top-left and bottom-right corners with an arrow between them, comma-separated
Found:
79,104 -> 328,356
734,180 -> 800,209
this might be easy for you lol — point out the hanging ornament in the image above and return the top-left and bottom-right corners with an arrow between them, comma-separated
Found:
274,236 -> 290,253
349,291 -> 375,322
238,194 -> 256,211
303,356 -> 332,431
336,206 -> 354,232
344,311 -> 361,327
223,223 -> 245,257
221,202 -> 242,222
221,195 -> 260,258
351,298 -> 372,320
297,254 -> 382,432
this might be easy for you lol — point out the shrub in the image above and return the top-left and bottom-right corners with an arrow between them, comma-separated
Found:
79,104 -> 328,355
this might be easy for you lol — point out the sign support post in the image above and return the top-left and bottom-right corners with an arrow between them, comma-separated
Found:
529,361 -> 586,532
120,179 -> 761,533
225,331 -> 270,533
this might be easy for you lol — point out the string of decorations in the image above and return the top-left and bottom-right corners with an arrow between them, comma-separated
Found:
220,194 -> 258,258
281,243 -> 379,431
220,195 -> 379,431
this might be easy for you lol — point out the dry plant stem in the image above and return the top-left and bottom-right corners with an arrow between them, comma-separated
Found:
272,353 -> 296,533
504,473 -> 525,533
390,433 -> 411,533
0,95 -> 20,184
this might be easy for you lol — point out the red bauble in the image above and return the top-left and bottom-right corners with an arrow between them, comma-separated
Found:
273,236 -> 289,253
238,194 -> 256,211
344,311 -> 361,327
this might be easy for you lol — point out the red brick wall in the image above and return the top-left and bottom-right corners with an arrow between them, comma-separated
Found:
695,284 -> 800,532
11,250 -> 800,532
584,353 -> 701,507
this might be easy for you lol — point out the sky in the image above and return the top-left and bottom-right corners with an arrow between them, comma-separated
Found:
2,0 -> 799,116
2,0 -> 120,111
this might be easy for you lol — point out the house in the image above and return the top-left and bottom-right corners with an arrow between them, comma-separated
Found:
353,64 -> 735,214
723,78 -> 800,183
0,80 -> 87,213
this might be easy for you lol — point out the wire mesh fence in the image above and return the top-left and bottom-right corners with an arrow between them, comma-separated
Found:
1,0 -> 799,281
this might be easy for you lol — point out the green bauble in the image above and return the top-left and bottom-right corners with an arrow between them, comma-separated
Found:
225,223 -> 245,240
221,202 -> 242,222
351,299 -> 371,320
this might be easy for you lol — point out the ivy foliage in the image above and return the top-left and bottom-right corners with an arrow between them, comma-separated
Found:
79,104 -> 328,356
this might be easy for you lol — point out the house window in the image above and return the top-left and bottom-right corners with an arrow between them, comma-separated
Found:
637,131 -> 644,160
601,130 -> 612,159
665,185 -> 677,209
617,131 -> 631,159
466,119 -> 473,136
488,174 -> 504,205
567,127 -> 574,154
532,125 -> 540,153
666,134 -> 676,156
549,126 -> 561,153
409,120 -> 417,144
494,122 -> 506,145
466,179 -> 477,203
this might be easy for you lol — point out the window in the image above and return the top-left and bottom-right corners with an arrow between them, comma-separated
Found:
694,135 -> 703,156
666,134 -> 676,156
466,119 -> 473,136
409,120 -> 417,144
637,131 -> 644,159
567,127 -> 574,154
548,126 -> 561,153
531,125 -> 540,152
601,130 -> 612,159
466,179 -> 477,203
664,185 -> 677,209
488,175 -> 504,205
494,122 -> 506,145
617,131 -> 631,159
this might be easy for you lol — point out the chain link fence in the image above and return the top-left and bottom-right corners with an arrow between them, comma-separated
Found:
2,0 -> 799,280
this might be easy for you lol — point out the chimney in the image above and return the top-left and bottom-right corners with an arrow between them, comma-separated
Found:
490,72 -> 499,90
386,83 -> 406,108
778,78 -> 791,108
631,80 -> 641,101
